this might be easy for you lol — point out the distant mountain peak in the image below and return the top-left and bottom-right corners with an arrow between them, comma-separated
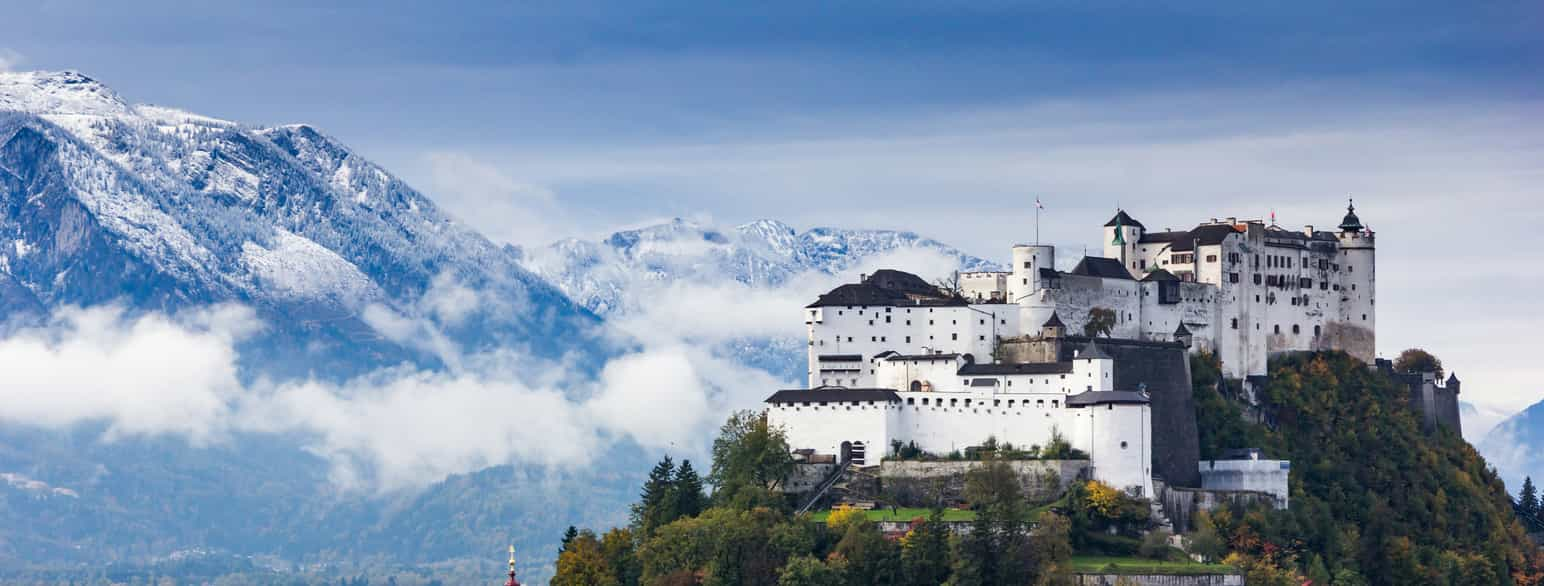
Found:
0,70 -> 131,117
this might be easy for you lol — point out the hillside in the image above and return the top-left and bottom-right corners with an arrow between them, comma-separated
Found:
1190,352 -> 1542,584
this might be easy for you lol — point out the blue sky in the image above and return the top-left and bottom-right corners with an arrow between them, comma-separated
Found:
3,1 -> 1543,410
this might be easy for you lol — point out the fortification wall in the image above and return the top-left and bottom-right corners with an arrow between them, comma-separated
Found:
1057,337 -> 1201,487
841,460 -> 1088,507
1154,478 -> 1280,531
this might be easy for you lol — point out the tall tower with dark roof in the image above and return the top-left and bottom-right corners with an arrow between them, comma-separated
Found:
1103,209 -> 1146,277
1334,198 -> 1376,363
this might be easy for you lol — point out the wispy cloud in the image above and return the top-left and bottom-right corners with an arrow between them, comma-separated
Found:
0,48 -> 23,72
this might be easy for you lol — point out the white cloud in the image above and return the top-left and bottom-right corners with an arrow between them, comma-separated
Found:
0,305 -> 258,444
0,48 -> 23,72
0,301 -> 789,493
422,152 -> 574,247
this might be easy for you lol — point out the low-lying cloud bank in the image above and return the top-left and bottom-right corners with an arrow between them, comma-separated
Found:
0,249 -> 960,493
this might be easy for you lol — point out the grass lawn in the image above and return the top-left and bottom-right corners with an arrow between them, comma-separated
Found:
1069,556 -> 1237,576
807,507 -> 976,522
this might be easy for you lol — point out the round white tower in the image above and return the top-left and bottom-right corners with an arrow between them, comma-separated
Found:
1009,244 -> 1055,303
1335,199 -> 1376,363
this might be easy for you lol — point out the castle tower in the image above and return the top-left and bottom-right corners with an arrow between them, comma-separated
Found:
1103,210 -> 1145,277
1009,244 -> 1055,303
505,545 -> 521,586
1334,199 -> 1376,363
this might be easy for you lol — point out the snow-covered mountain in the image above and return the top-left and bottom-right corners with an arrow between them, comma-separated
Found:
0,71 -> 597,374
1479,398 -> 1544,497
527,217 -> 999,317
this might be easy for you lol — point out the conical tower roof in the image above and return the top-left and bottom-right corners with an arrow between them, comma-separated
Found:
1339,198 -> 1363,232
1042,312 -> 1066,329
1079,339 -> 1111,360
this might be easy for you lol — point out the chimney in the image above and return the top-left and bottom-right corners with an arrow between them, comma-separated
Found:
860,273 -> 867,283
1304,225 -> 1314,237
1226,217 -> 1236,225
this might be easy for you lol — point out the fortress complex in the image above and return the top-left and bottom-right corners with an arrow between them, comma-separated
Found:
808,201 -> 1376,386
768,203 -> 1371,499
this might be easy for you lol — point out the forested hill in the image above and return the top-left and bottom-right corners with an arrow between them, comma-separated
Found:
1191,352 -> 1543,584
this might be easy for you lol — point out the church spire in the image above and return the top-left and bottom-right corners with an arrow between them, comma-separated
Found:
505,544 -> 521,586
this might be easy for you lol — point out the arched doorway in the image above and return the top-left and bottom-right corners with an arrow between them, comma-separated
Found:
909,380 -> 922,392
840,441 -> 853,463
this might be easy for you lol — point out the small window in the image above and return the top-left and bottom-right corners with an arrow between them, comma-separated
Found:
1274,325 -> 1281,334
1120,441 -> 1128,449
1230,318 -> 1238,330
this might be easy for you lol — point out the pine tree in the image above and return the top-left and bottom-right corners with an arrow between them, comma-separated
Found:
560,525 -> 579,555
901,511 -> 953,586
1521,476 -> 1539,520
672,460 -> 707,519
631,456 -> 676,535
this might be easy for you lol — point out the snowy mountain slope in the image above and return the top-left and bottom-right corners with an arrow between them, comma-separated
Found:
1478,398 -> 1544,498
526,218 -> 999,381
527,217 -> 999,317
0,71 -> 597,372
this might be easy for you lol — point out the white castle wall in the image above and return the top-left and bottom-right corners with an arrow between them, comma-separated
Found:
806,303 -> 1019,387
772,355 -> 1154,496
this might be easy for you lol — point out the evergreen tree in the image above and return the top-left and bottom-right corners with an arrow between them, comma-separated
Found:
832,520 -> 901,586
560,525 -> 579,555
1520,476 -> 1539,520
953,461 -> 1034,585
632,456 -> 676,535
673,460 -> 707,519
899,512 -> 952,586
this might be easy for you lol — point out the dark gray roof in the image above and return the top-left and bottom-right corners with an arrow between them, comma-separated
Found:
1142,268 -> 1179,282
1070,256 -> 1133,280
1192,224 -> 1242,246
1174,322 -> 1192,336
968,378 -> 999,387
818,354 -> 863,362
1104,209 -> 1146,229
1041,312 -> 1066,329
1039,268 -> 1061,280
957,362 -> 1075,375
1339,200 -> 1363,231
885,353 -> 961,361
764,388 -> 902,404
1447,372 -> 1460,385
1067,390 -> 1150,406
1136,224 -> 1241,253
807,270 -> 965,308
1077,339 -> 1111,360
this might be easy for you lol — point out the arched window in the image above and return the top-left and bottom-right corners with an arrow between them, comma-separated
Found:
909,380 -> 922,393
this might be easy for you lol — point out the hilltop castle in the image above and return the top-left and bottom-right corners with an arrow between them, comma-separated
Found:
806,201 -> 1376,386
766,203 -> 1374,499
